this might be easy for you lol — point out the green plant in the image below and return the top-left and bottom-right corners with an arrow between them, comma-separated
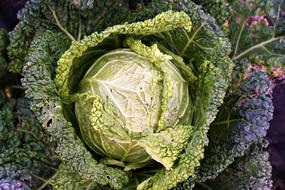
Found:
3,0 -> 274,189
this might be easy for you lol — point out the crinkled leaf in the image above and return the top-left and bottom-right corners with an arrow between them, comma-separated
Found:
0,97 -> 58,190
191,0 -> 233,25
7,0 -> 132,73
200,143 -> 272,190
138,124 -> 193,170
48,163 -> 101,190
196,69 -> 273,182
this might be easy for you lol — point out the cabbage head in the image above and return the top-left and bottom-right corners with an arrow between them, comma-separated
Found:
75,47 -> 192,171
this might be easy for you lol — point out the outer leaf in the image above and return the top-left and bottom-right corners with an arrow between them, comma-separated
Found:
201,143 -> 273,190
137,124 -> 193,170
7,0 -> 132,73
171,0 -> 234,124
21,31 -> 128,189
0,97 -> 58,190
191,0 -> 233,25
48,163 -> 101,190
195,68 -> 273,183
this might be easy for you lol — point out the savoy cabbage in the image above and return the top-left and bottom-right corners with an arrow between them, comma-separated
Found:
0,0 -> 277,189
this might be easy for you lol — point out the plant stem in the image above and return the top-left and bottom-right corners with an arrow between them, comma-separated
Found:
48,6 -> 76,41
180,22 -> 206,57
232,36 -> 284,60
212,119 -> 243,126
